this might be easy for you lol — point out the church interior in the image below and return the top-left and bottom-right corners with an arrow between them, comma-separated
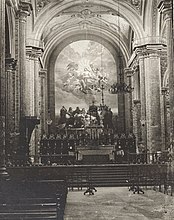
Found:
0,0 -> 174,219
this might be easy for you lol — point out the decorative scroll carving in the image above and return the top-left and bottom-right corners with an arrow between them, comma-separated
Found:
36,0 -> 64,12
71,9 -> 101,19
130,0 -> 142,12
36,0 -> 51,12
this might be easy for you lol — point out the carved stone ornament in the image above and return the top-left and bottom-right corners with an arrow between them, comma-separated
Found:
71,9 -> 101,19
36,0 -> 51,12
36,0 -> 65,13
131,0 -> 139,6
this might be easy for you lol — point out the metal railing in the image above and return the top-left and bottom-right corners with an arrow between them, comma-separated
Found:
127,152 -> 169,164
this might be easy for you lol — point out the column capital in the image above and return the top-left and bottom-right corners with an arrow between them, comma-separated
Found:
124,68 -> 134,77
158,0 -> 172,20
5,58 -> 17,71
26,46 -> 43,58
18,1 -> 32,22
135,44 -> 165,58
39,69 -> 47,78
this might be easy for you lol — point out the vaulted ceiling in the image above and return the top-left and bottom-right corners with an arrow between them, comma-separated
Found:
27,0 -> 164,66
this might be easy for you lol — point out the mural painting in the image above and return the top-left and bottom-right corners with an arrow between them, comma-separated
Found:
55,40 -> 117,117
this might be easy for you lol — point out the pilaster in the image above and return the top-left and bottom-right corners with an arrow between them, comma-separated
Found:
161,87 -> 170,150
117,59 -> 126,133
133,100 -> 141,150
17,1 -> 32,117
0,0 -> 9,179
134,45 -> 163,153
25,46 -> 43,162
26,46 -> 43,116
158,0 -> 174,143
5,58 -> 17,133
124,68 -> 134,133
39,69 -> 47,135
5,58 -> 17,158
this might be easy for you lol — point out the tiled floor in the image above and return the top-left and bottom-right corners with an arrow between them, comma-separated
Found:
64,187 -> 174,220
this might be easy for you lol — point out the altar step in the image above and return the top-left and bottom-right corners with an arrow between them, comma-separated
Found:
67,165 -> 130,188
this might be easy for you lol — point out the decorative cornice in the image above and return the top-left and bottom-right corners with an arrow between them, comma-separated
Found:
26,46 -> 43,58
134,44 -> 166,58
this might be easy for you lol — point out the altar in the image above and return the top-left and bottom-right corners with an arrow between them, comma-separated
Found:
77,145 -> 115,164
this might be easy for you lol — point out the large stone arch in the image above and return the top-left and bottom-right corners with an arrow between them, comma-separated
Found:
46,33 -> 128,132
42,26 -> 130,68
31,0 -> 145,44
28,0 -> 146,134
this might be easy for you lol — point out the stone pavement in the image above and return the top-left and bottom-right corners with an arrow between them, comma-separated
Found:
64,187 -> 174,220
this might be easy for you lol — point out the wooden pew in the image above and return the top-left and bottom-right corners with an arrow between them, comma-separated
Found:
0,180 -> 67,220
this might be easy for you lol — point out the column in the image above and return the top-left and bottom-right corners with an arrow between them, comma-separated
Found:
117,58 -> 126,133
136,46 -> 163,153
17,1 -> 32,163
0,0 -> 9,179
17,1 -> 32,117
132,100 -> 141,150
39,69 -> 47,135
25,46 -> 42,116
5,58 -> 17,157
138,51 -> 147,147
26,46 -> 43,162
5,58 -> 17,133
124,68 -> 134,133
161,87 -> 169,150
158,0 -> 174,142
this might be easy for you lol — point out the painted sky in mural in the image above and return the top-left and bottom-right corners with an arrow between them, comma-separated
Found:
55,40 -> 117,115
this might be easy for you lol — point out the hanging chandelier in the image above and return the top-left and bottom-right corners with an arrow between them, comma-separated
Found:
109,79 -> 133,94
109,0 -> 133,95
